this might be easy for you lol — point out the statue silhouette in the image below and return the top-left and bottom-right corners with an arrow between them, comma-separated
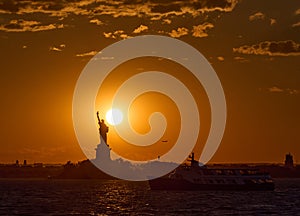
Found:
97,111 -> 109,145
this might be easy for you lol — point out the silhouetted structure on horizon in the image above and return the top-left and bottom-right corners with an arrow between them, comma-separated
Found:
1,153 -> 300,179
285,153 -> 294,168
187,152 -> 199,167
97,111 -> 109,144
95,111 -> 111,162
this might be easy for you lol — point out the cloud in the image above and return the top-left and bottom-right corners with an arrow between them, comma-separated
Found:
267,86 -> 299,95
148,0 -> 238,21
169,27 -> 188,38
295,8 -> 300,15
233,40 -> 300,56
133,24 -> 148,34
270,18 -> 276,26
0,0 -> 238,36
15,1 -> 94,17
292,22 -> 300,28
249,12 -> 265,21
89,18 -> 103,26
288,89 -> 300,95
103,30 -> 130,39
233,56 -> 249,63
49,44 -> 65,52
49,47 -> 61,52
162,19 -> 172,24
0,19 -> 64,32
161,22 -> 214,39
0,0 -> 238,20
0,0 -> 239,40
249,12 -> 277,27
0,0 -> 24,13
217,56 -> 225,61
76,50 -> 98,57
187,0 -> 238,13
269,86 -> 284,93
192,23 -> 214,38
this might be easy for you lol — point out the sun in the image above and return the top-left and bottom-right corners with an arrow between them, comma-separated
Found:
106,108 -> 123,125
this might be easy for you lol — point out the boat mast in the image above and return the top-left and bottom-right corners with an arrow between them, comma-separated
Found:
188,152 -> 199,167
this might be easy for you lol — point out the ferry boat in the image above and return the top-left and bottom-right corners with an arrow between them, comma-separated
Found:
149,153 -> 275,191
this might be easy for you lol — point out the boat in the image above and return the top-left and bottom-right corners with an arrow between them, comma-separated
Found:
149,153 -> 275,191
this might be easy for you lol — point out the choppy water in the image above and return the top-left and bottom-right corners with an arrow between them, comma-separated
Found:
0,178 -> 299,215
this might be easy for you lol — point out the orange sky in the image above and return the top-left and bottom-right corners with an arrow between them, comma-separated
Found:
0,0 -> 299,164
94,57 -> 211,162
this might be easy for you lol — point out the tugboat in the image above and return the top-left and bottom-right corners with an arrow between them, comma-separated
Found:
149,153 -> 275,191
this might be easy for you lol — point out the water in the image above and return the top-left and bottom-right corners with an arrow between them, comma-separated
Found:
0,179 -> 299,215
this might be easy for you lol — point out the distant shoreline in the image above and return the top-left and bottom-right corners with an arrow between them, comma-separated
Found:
1,160 -> 300,179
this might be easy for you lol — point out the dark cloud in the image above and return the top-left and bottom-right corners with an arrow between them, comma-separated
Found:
233,40 -> 300,56
0,0 -> 238,34
151,3 -> 182,14
0,0 -> 238,18
148,0 -> 238,19
41,2 -> 65,11
0,19 -> 64,32
0,0 -> 25,13
4,22 -> 22,29
189,0 -> 238,12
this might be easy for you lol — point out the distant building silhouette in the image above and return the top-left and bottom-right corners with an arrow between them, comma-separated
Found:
23,160 -> 27,166
34,163 -> 43,168
15,160 -> 19,166
285,153 -> 294,168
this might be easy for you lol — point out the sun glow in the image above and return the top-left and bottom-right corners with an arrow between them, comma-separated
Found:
106,108 -> 123,125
